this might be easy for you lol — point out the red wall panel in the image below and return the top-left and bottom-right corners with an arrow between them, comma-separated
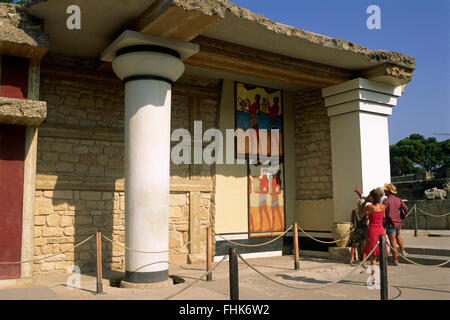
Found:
0,124 -> 25,279
0,55 -> 29,100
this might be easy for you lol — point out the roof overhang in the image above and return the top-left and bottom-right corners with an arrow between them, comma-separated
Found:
26,0 -> 415,89
0,4 -> 49,59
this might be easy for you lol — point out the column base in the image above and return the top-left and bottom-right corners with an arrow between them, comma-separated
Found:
125,269 -> 168,283
120,278 -> 173,289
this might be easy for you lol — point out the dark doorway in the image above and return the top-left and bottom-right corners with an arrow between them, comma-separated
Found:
0,124 -> 26,279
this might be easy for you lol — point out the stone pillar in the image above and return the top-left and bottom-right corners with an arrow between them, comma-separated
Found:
322,78 -> 403,223
102,31 -> 199,284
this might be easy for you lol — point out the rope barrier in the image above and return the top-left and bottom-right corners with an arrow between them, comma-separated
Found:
415,206 -> 450,218
297,224 -> 354,244
163,255 -> 228,300
102,235 -> 192,254
404,207 -> 415,218
213,225 -> 293,248
238,241 -> 380,290
387,242 -> 450,268
0,234 -> 95,265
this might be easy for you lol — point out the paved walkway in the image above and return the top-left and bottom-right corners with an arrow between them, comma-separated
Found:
402,234 -> 450,250
402,229 -> 450,237
1,255 -> 449,300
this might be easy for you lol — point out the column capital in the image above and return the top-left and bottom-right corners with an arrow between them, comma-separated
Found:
322,78 -> 403,117
101,30 -> 199,84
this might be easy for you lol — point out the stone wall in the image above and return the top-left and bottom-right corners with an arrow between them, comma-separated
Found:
294,88 -> 333,200
32,54 -> 220,274
402,199 -> 450,230
392,174 -> 449,230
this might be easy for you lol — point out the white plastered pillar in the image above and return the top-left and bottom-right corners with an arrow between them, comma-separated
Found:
322,78 -> 403,223
102,31 -> 199,284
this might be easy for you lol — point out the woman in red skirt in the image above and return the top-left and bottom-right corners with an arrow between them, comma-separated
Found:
358,188 -> 387,285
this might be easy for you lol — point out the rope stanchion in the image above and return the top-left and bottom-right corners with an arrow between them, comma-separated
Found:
379,234 -> 388,300
0,234 -> 95,265
163,255 -> 228,300
293,222 -> 300,270
206,226 -> 213,281
297,224 -> 354,244
214,225 -> 293,248
229,247 -> 239,300
387,242 -> 450,268
238,241 -> 380,290
95,231 -> 105,295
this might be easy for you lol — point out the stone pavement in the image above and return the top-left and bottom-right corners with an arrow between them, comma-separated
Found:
403,234 -> 450,250
0,254 -> 449,300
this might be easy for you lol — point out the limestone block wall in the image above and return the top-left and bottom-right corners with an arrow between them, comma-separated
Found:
32,54 -> 220,274
293,88 -> 334,231
294,88 -> 333,200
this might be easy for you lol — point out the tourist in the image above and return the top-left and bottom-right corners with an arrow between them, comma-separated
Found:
354,186 -> 387,204
348,199 -> 368,265
383,183 -> 408,265
358,188 -> 387,285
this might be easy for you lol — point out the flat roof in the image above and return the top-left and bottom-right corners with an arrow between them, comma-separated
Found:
24,0 -> 415,88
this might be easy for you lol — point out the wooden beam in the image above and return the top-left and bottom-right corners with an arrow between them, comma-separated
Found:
189,191 -> 201,254
35,174 -> 213,192
133,1 -> 223,42
183,37 -> 356,88
41,64 -> 121,87
42,63 -> 219,100
189,96 -> 202,179
27,59 -> 41,101
38,124 -> 124,143
174,83 -> 218,100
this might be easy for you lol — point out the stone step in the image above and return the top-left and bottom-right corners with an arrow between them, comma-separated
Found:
402,229 -> 450,237
388,254 -> 450,268
428,233 -> 450,238
403,246 -> 450,257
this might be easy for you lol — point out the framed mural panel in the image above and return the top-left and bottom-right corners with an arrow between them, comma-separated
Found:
235,82 -> 283,159
248,162 -> 286,238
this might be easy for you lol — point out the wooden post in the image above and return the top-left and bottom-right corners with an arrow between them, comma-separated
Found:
189,191 -> 201,262
379,235 -> 388,300
229,247 -> 239,301
293,222 -> 299,270
206,226 -> 213,281
96,231 -> 104,294
414,204 -> 418,237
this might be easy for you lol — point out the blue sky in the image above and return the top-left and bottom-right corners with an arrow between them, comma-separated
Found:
229,0 -> 450,144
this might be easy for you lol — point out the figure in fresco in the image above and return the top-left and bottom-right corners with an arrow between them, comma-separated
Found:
270,171 -> 283,231
268,96 -> 280,119
248,175 -> 258,233
255,172 -> 271,232
246,94 -> 261,130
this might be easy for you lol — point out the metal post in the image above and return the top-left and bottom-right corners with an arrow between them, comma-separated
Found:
229,247 -> 239,300
379,235 -> 388,300
293,222 -> 300,270
206,226 -> 213,281
414,204 -> 418,237
96,231 -> 104,294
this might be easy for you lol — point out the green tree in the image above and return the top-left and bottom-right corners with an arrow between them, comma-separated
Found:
390,134 -> 449,176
